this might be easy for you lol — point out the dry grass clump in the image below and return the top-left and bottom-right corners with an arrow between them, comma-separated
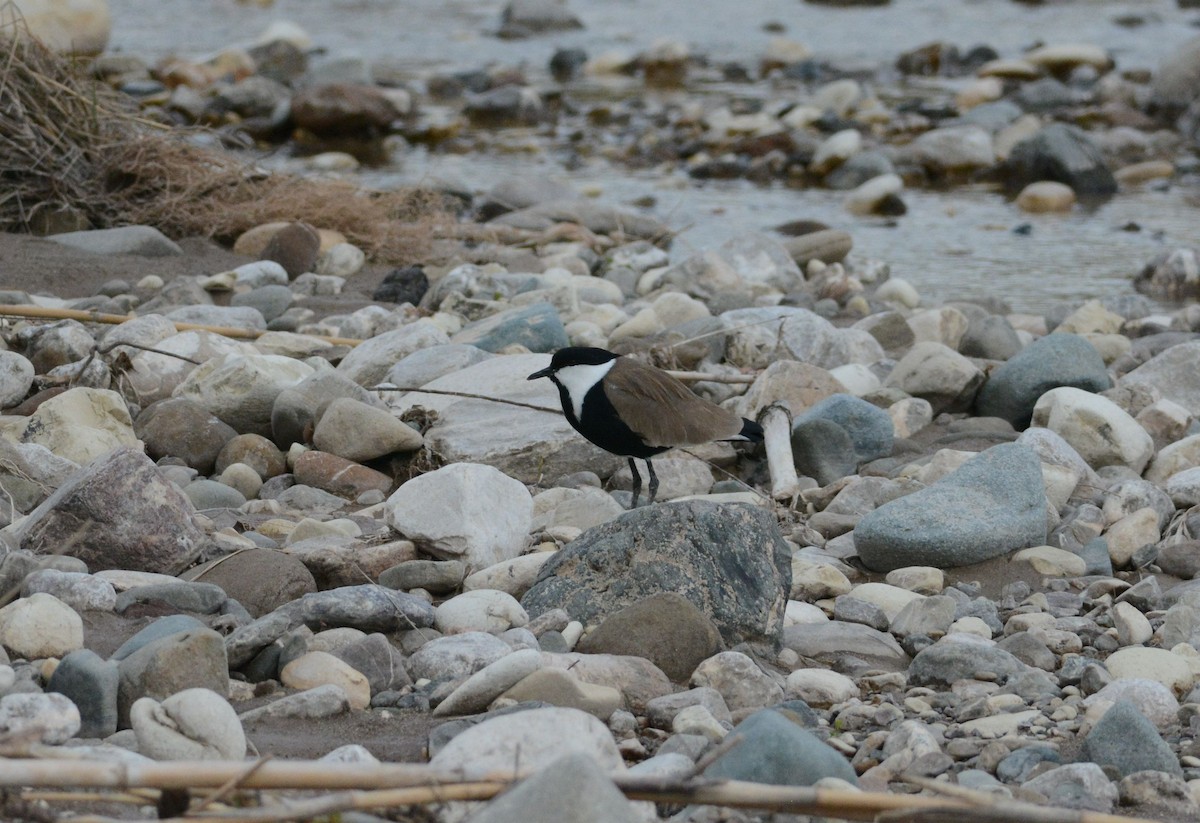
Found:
0,19 -> 446,265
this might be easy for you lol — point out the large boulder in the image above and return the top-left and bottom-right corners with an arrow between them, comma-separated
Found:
522,501 -> 791,649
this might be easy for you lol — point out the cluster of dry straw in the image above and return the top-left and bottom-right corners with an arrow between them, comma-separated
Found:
0,17 -> 443,263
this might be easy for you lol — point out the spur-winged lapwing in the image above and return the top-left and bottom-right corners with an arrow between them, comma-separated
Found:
528,347 -> 763,507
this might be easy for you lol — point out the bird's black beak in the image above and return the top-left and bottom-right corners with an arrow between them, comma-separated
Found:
527,366 -> 553,381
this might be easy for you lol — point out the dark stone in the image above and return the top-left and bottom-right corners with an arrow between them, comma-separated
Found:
117,628 -> 230,728
47,649 -> 119,738
975,333 -> 1112,427
908,638 -> 1030,688
111,615 -> 208,661
290,83 -> 400,137
1081,700 -> 1183,777
703,709 -> 857,786
183,549 -> 317,618
260,222 -> 321,279
522,502 -> 790,649
116,582 -> 227,616
791,418 -> 858,486
1004,123 -> 1117,196
136,398 -> 238,474
373,266 -> 429,305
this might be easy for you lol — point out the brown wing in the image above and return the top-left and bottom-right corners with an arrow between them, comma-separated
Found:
604,357 -> 744,447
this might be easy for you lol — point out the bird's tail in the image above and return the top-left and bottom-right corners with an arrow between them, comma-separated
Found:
734,418 -> 764,442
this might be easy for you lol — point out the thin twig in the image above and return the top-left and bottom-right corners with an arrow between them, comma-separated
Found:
190,756 -> 275,814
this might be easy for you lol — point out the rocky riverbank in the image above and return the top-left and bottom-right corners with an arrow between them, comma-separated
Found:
2,1 -> 1200,821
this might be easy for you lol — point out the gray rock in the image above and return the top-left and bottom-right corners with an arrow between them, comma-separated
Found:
825,151 -> 895,190
1133,248 -> 1200,301
996,744 -> 1061,783
703,709 -> 857,786
467,752 -> 637,823
889,595 -> 956,639
174,354 -> 315,437
22,569 -> 116,612
489,200 -> 668,242
997,632 -> 1056,671
908,636 -> 1029,688
313,397 -> 423,461
1076,537 -> 1114,577
791,418 -> 858,487
378,560 -> 466,594
975,333 -> 1112,427
238,683 -> 351,722
407,631 -> 512,683
645,687 -> 732,728
1151,34 -> 1200,114
1004,123 -> 1117,196
136,398 -> 238,474
231,285 -> 293,323
1120,341 -> 1200,417
117,628 -> 230,727
853,443 -> 1047,572
452,302 -> 568,353
335,321 -> 450,388
184,480 -> 248,510
523,502 -> 790,649
478,176 -> 578,217
272,371 -> 385,450
498,0 -> 585,37
332,633 -> 411,694
383,344 -> 494,389
183,549 -> 316,618
11,446 -> 205,575
0,351 -> 34,409
959,314 -> 1023,361
116,582 -> 227,615
795,393 -> 894,463
781,621 -> 909,674
1080,700 -> 1182,778
883,341 -> 984,414
47,649 -> 119,738
1023,763 -> 1118,812
166,305 -> 267,332
576,592 -> 722,682
0,440 -> 78,514
0,692 -> 80,744
49,225 -> 183,257
781,229 -> 853,267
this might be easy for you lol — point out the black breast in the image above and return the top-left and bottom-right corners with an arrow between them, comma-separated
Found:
561,381 -> 667,459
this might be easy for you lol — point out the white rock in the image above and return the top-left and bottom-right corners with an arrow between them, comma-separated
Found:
1167,467 -> 1200,508
959,709 -> 1040,738
0,351 -> 34,408
845,173 -> 903,216
1105,507 -> 1161,568
811,129 -> 862,174
1086,679 -> 1179,730
843,582 -> 924,622
130,688 -> 246,760
428,706 -> 624,779
19,387 -> 138,464
784,601 -> 829,627
949,616 -> 994,638
0,592 -> 83,658
1012,546 -> 1087,577
1112,601 -> 1152,646
889,397 -> 933,438
336,321 -> 450,388
316,243 -> 366,278
1147,434 -> 1200,484
1030,387 -> 1154,473
1105,647 -> 1194,695
12,0 -> 111,55
913,125 -> 996,171
385,463 -> 533,570
433,649 -> 542,717
531,486 -> 625,533
785,668 -> 859,707
313,397 -> 423,461
671,704 -> 727,741
691,651 -> 783,712
435,589 -> 529,635
121,331 -> 256,406
462,553 -> 555,598
0,692 -> 80,744
907,307 -> 969,349
21,569 -> 116,612
884,567 -> 944,595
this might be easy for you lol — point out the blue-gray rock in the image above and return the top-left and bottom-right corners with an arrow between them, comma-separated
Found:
225,584 -> 435,668
825,151 -> 895,190
791,418 -> 857,486
47,649 -> 118,738
1076,537 -> 1114,577
383,344 -> 493,389
115,582 -> 228,616
111,615 -> 208,661
795,394 -> 894,463
908,637 -> 1030,688
231,285 -> 294,323
703,709 -> 857,786
331,633 -> 411,694
959,314 -> 1023,361
522,502 -> 791,649
49,226 -> 183,257
452,302 -> 568,354
468,752 -> 639,823
166,305 -> 267,332
853,443 -> 1048,572
1004,123 -> 1117,196
975,333 -> 1112,427
996,744 -> 1061,783
1080,700 -> 1182,778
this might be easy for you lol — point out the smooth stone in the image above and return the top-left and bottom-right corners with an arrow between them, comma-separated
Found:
1105,647 -> 1193,694
499,667 -> 623,719
174,354 -> 316,438
384,462 -> 533,571
46,648 -> 119,737
1004,123 -> 1117,195
49,226 -> 182,256
271,371 -> 385,451
575,592 -> 722,683
853,443 -> 1047,572
464,752 -> 639,823
130,688 -> 246,760
383,344 -> 494,389
645,687 -> 732,728
1031,387 -> 1153,473
117,628 -> 230,727
291,450 -> 392,499
883,341 -> 984,415
237,684 -> 351,722
795,393 -> 894,464
0,351 -> 34,409
908,635 -> 1029,688
1023,763 -> 1118,812
452,302 -> 569,354
782,621 -> 909,674
691,650 -> 784,713
428,706 -> 624,779
1081,700 -> 1182,777
0,593 -> 83,659
136,397 -> 238,474
22,569 -> 116,612
1088,680 -> 1179,730
111,615 -> 206,661
435,589 -> 529,634
312,397 -> 423,461
115,581 -> 226,615
784,669 -> 859,707
19,387 -> 139,465
335,321 -> 451,388
1016,181 -> 1076,213
379,559 -> 466,594
462,554 -> 555,599
703,708 -> 857,786
406,631 -> 512,682
433,648 -> 542,717
281,651 -> 370,710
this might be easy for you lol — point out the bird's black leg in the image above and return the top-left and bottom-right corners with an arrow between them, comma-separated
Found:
646,459 -> 659,505
628,457 -> 642,509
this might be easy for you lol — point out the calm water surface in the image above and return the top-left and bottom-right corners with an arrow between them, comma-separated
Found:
108,0 -> 1200,313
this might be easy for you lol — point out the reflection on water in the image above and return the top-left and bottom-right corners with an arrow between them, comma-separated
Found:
110,0 -> 1200,313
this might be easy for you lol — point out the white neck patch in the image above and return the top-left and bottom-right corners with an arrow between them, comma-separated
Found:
554,360 -> 614,421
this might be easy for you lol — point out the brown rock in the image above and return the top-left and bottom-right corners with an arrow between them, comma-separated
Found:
577,592 -> 722,682
116,628 -> 229,727
136,398 -> 238,474
290,83 -> 400,137
183,549 -> 317,618
293,450 -> 392,499
260,222 -> 320,279
215,433 -> 287,479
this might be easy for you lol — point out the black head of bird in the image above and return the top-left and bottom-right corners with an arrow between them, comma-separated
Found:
528,346 -> 764,507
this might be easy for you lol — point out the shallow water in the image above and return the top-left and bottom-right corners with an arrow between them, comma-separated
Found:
108,0 -> 1200,313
